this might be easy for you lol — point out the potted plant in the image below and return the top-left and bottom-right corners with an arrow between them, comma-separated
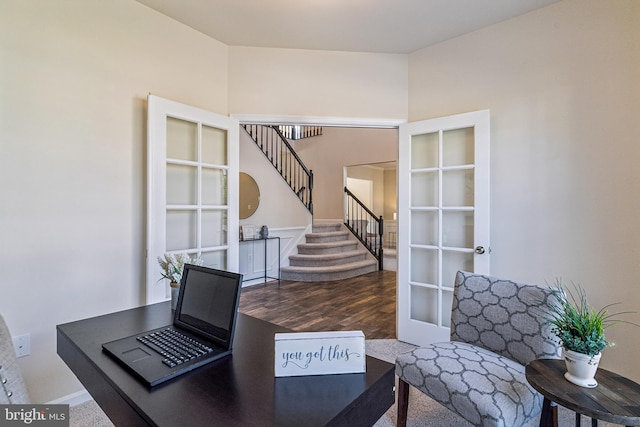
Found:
544,280 -> 632,388
157,253 -> 203,309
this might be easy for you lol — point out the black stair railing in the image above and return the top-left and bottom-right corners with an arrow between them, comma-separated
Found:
241,124 -> 313,214
344,187 -> 383,270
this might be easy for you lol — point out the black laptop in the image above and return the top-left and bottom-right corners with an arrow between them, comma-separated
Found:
102,264 -> 243,387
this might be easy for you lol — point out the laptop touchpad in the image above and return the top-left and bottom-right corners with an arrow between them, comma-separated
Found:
122,347 -> 152,363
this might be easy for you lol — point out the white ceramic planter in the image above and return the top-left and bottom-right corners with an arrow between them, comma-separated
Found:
564,349 -> 601,388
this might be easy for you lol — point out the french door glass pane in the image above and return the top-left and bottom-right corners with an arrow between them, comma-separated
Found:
411,211 -> 438,246
201,210 -> 227,247
166,210 -> 196,251
411,171 -> 438,207
410,285 -> 438,324
202,125 -> 227,165
442,211 -> 474,248
166,117 -> 197,161
202,168 -> 227,205
411,132 -> 438,169
410,247 -> 438,284
442,169 -> 474,206
201,250 -> 227,270
166,164 -> 197,205
442,290 -> 454,328
442,251 -> 473,285
443,127 -> 474,166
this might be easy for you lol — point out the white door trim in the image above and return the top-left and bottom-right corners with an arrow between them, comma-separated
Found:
232,114 -> 405,129
397,109 -> 490,345
147,95 -> 240,305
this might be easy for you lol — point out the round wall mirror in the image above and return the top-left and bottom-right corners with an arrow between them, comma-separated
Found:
239,172 -> 260,219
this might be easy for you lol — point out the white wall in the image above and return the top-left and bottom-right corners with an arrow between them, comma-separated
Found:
0,0 -> 229,403
239,131 -> 311,229
383,168 -> 398,220
228,46 -> 409,119
346,165 -> 385,216
409,0 -> 640,380
295,127 -> 398,219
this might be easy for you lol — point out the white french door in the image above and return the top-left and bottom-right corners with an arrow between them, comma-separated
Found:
146,95 -> 239,304
397,110 -> 490,345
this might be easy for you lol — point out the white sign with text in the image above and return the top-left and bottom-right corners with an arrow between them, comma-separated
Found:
274,331 -> 366,377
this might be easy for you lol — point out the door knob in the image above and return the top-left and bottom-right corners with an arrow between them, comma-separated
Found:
475,246 -> 485,254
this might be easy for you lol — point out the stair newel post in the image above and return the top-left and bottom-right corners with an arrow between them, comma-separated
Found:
308,170 -> 314,213
378,216 -> 384,270
343,186 -> 350,228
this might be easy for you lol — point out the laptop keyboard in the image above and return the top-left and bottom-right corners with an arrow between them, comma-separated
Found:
137,328 -> 214,368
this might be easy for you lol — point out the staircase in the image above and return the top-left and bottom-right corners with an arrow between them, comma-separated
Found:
242,124 -> 314,213
281,221 -> 378,282
241,123 -> 381,282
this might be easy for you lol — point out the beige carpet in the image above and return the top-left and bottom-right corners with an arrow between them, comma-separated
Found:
69,339 -> 615,427
69,399 -> 114,427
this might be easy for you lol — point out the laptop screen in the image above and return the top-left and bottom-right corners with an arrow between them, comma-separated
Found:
173,264 -> 243,347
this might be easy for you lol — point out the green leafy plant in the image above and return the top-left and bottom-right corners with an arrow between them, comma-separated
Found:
157,253 -> 203,284
544,280 -> 633,357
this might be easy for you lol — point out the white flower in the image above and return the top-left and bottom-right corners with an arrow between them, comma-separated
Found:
157,253 -> 203,284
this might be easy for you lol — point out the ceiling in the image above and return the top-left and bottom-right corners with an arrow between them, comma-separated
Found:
136,0 -> 561,54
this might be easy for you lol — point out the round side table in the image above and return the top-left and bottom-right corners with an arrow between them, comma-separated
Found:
525,359 -> 640,427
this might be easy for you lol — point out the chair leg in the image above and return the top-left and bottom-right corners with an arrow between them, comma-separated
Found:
397,378 -> 410,427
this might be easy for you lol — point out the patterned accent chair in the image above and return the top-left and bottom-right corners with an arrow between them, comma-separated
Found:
0,314 -> 31,404
395,271 -> 561,427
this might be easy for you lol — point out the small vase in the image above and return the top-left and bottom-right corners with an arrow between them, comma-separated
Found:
563,349 -> 601,388
170,282 -> 180,310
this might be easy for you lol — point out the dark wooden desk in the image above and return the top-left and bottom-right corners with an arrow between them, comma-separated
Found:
525,359 -> 640,427
57,302 -> 395,426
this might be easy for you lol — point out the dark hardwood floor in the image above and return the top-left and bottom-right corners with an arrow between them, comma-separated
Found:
239,270 -> 396,339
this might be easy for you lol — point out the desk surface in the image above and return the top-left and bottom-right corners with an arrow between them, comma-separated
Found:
57,302 -> 394,427
525,359 -> 640,426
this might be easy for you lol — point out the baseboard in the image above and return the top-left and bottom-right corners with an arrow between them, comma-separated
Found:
47,389 -> 92,407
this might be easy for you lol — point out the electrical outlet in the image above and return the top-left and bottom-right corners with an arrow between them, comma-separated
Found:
13,333 -> 30,358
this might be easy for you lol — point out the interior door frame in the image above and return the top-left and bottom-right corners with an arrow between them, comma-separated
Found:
397,109 -> 490,345
147,96 -> 240,304
235,113 -> 489,348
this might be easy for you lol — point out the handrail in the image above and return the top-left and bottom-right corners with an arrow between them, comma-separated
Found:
241,124 -> 313,214
344,187 -> 383,270
271,126 -> 313,178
